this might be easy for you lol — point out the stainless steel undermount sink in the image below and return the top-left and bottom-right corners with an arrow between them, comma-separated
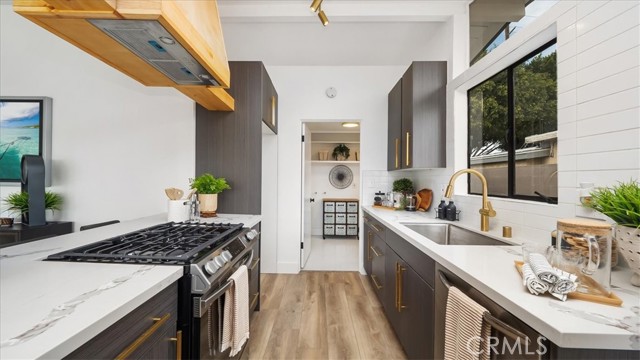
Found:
401,223 -> 512,246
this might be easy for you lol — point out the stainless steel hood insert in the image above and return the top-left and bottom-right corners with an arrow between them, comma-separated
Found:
89,19 -> 220,86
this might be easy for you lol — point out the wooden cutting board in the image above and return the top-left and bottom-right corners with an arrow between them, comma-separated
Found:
415,189 -> 433,212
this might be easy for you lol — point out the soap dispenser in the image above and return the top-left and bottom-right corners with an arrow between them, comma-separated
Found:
445,201 -> 457,221
436,200 -> 447,219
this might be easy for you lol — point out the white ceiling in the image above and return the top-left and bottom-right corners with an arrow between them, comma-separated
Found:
306,122 -> 360,133
217,0 -> 470,66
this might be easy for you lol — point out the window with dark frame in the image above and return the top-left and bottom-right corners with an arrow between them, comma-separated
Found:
468,40 -> 558,203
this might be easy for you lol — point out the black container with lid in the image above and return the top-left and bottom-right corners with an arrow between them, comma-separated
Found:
445,201 -> 457,221
436,200 -> 447,219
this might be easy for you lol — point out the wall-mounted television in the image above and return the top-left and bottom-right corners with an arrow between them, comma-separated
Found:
0,97 -> 52,186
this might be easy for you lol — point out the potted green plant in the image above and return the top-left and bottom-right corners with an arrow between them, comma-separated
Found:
332,144 -> 350,161
3,191 -> 63,223
393,178 -> 414,210
587,180 -> 640,286
190,173 -> 230,218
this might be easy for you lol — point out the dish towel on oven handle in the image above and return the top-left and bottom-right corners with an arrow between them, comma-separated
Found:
444,286 -> 491,360
221,265 -> 250,356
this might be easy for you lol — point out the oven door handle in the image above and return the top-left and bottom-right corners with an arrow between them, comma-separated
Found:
196,249 -> 254,318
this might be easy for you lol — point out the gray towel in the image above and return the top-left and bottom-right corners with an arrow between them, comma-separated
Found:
528,253 -> 559,284
522,263 -> 549,295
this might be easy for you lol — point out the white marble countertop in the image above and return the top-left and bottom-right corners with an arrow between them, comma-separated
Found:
363,206 -> 640,351
0,213 -> 261,359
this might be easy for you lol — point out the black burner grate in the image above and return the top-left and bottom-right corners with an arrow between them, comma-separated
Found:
46,222 -> 243,265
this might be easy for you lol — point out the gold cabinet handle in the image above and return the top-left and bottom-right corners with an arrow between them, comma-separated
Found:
371,224 -> 382,233
370,246 -> 382,258
398,265 -> 406,312
169,330 -> 182,360
271,96 -> 276,126
395,262 -> 399,310
367,232 -> 372,261
370,274 -> 383,290
116,313 -> 171,360
395,138 -> 399,169
406,132 -> 411,167
250,292 -> 260,309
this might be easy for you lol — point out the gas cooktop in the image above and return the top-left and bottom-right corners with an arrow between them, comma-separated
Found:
46,222 -> 244,265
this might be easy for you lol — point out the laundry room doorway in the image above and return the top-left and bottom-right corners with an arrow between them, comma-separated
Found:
300,121 -> 361,271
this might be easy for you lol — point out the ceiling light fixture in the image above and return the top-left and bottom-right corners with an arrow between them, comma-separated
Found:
310,0 -> 329,26
310,0 -> 323,12
318,8 -> 329,26
342,122 -> 359,128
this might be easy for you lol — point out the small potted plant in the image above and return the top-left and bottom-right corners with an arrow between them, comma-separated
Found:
332,144 -> 350,161
190,173 -> 231,218
393,178 -> 414,210
587,180 -> 640,286
2,191 -> 63,224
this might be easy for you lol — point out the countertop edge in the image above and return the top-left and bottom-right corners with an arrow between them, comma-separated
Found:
362,206 -> 639,351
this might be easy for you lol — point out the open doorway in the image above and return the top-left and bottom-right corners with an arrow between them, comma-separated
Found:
301,121 -> 360,271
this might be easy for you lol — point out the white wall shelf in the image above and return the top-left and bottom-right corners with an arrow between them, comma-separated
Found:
311,141 -> 360,144
311,160 -> 360,164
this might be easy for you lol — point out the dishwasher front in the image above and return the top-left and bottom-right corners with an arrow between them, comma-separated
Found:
434,264 -> 549,360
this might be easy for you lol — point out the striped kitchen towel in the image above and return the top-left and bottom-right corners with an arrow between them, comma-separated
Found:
221,265 -> 250,356
444,286 -> 491,360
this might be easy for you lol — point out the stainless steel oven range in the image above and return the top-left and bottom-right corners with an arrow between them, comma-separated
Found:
46,221 -> 260,360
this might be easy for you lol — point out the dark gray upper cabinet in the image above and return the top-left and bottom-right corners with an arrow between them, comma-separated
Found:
196,61 -> 277,214
262,66 -> 278,134
389,61 -> 447,170
387,79 -> 402,171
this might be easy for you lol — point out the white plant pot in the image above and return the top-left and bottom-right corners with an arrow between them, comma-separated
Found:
615,225 -> 640,286
198,194 -> 218,218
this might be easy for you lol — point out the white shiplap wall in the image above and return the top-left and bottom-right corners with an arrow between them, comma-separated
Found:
390,1 -> 640,244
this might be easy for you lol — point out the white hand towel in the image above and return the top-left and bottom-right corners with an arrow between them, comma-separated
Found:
444,286 -> 491,360
221,265 -> 250,356
522,263 -> 549,295
549,269 -> 578,301
528,253 -> 559,284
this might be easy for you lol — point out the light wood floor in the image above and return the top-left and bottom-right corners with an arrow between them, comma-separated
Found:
243,272 -> 407,360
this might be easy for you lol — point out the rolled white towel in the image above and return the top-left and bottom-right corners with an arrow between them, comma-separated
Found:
522,263 -> 549,295
550,269 -> 578,296
528,253 -> 559,284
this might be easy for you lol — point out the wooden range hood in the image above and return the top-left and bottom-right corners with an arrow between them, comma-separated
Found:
14,0 -> 234,111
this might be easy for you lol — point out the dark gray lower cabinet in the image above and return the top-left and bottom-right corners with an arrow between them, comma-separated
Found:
384,246 -> 434,360
370,233 -> 385,304
363,222 -> 373,275
65,283 -> 178,360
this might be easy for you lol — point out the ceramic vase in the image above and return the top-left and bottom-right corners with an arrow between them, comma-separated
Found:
615,225 -> 640,287
198,194 -> 218,218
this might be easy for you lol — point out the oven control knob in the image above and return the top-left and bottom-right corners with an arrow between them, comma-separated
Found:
221,250 -> 233,262
203,260 -> 220,275
246,230 -> 258,241
214,256 -> 227,267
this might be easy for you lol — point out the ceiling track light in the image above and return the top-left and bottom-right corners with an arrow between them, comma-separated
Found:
318,7 -> 329,26
310,0 -> 329,26
310,0 -> 323,13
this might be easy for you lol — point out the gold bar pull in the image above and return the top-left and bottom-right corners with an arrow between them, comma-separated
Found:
170,330 -> 182,360
395,138 -> 399,169
406,132 -> 411,166
370,274 -> 383,290
116,313 -> 171,360
271,96 -> 276,126
395,262 -> 400,310
370,246 -> 382,258
398,265 -> 406,312
367,232 -> 372,261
